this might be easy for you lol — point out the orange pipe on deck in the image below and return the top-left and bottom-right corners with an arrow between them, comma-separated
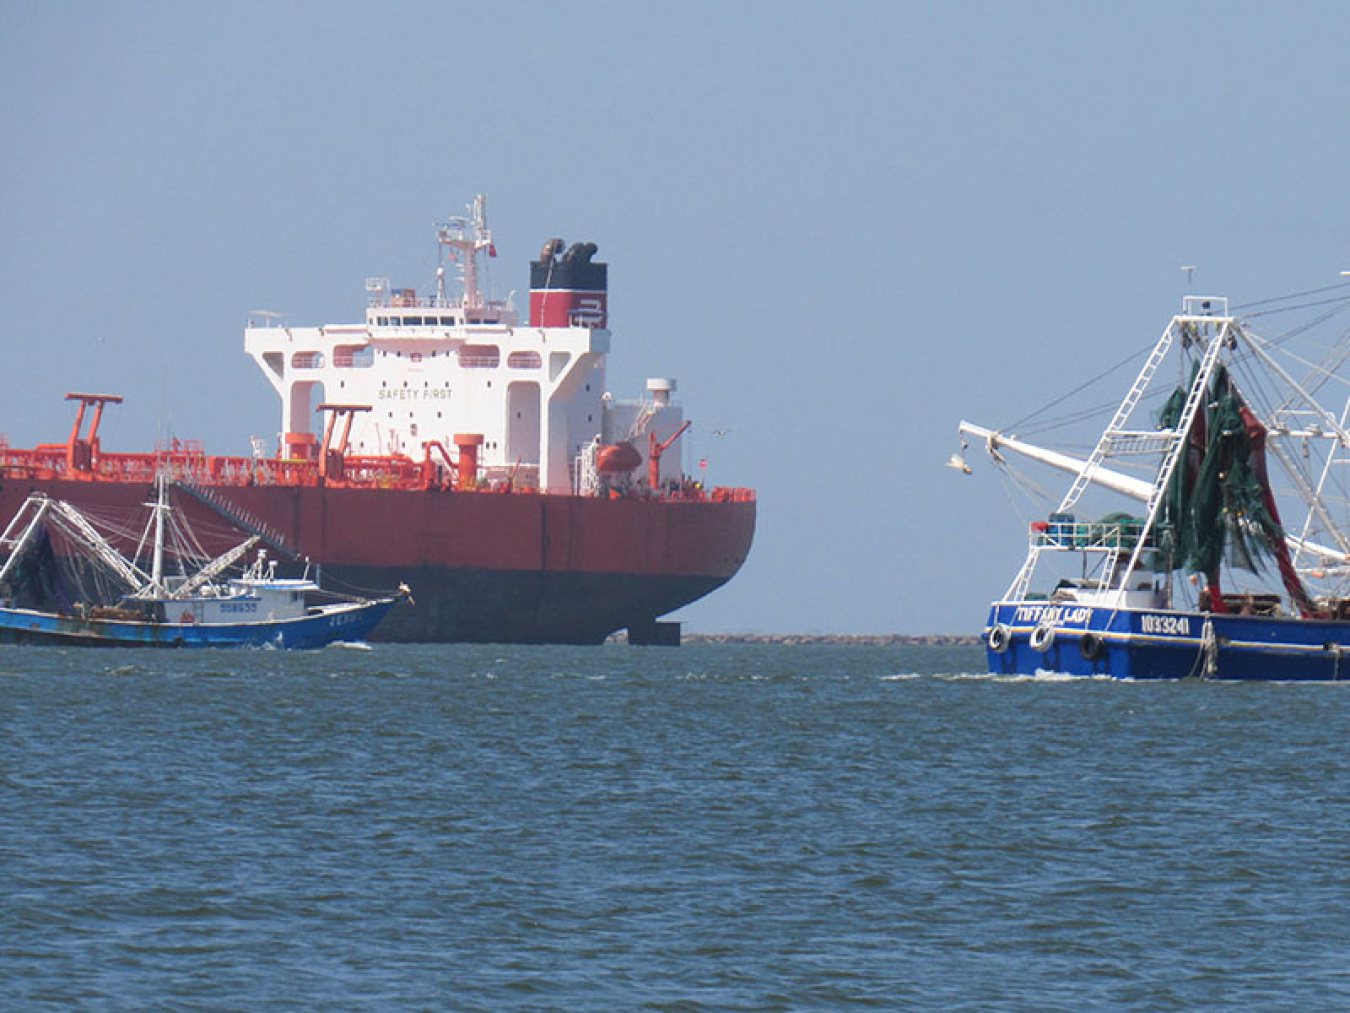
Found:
454,434 -> 483,491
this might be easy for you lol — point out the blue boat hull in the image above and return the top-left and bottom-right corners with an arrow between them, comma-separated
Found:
985,601 -> 1350,681
0,599 -> 397,649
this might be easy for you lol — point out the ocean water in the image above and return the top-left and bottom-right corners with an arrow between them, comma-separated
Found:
3,643 -> 1349,1011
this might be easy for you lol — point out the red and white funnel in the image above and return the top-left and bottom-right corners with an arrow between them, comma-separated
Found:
530,239 -> 608,328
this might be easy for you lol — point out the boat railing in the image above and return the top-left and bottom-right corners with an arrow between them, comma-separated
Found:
367,291 -> 513,313
1182,295 -> 1229,317
0,443 -> 758,503
1029,518 -> 1155,552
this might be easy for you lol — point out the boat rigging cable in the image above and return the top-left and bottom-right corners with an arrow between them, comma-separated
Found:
1231,279 -> 1350,313
1004,283 -> 1350,442
1004,342 -> 1153,437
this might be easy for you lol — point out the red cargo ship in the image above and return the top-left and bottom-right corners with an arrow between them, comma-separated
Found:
0,198 -> 755,644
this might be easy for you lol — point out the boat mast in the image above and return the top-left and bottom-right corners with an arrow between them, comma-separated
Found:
435,194 -> 494,311
970,299 -> 1239,602
997,304 -> 1230,601
1295,397 -> 1350,567
150,475 -> 168,595
1112,310 -> 1232,595
0,497 -> 55,586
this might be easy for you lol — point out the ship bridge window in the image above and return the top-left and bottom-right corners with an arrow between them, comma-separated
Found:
460,344 -> 500,368
333,345 -> 373,368
508,351 -> 542,369
291,351 -> 325,369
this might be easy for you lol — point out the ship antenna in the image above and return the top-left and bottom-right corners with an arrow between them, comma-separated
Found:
435,193 -> 494,310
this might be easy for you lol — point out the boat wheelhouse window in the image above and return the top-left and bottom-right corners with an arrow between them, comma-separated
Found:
439,315 -> 455,326
508,351 -> 542,369
460,344 -> 501,368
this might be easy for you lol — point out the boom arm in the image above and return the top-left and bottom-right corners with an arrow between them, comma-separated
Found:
958,422 -> 1153,499
171,536 -> 261,599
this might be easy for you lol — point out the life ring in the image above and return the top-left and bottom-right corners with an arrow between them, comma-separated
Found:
1029,624 -> 1056,652
1080,632 -> 1105,661
180,610 -> 196,625
987,624 -> 1011,653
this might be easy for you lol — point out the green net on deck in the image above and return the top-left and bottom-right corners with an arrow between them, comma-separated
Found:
1154,363 -> 1311,614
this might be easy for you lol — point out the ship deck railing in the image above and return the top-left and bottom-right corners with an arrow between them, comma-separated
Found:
0,446 -> 755,502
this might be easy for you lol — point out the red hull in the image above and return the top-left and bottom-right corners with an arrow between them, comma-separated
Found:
0,478 -> 756,643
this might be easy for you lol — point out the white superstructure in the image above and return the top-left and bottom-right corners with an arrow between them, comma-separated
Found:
244,195 -> 687,494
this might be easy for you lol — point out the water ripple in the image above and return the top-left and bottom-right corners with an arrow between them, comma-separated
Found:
2,643 -> 1349,1009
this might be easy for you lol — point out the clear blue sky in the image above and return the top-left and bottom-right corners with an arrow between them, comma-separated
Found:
3,1 -> 1348,634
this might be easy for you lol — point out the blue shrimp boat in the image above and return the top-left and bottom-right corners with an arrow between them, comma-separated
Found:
959,294 -> 1350,681
0,483 -> 407,648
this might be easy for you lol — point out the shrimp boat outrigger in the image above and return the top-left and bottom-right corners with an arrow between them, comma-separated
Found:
960,293 -> 1350,680
0,480 -> 407,648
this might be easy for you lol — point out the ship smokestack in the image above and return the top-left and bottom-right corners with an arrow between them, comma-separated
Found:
530,239 -> 608,328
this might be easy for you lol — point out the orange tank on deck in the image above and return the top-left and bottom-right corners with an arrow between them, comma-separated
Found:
596,441 -> 642,474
